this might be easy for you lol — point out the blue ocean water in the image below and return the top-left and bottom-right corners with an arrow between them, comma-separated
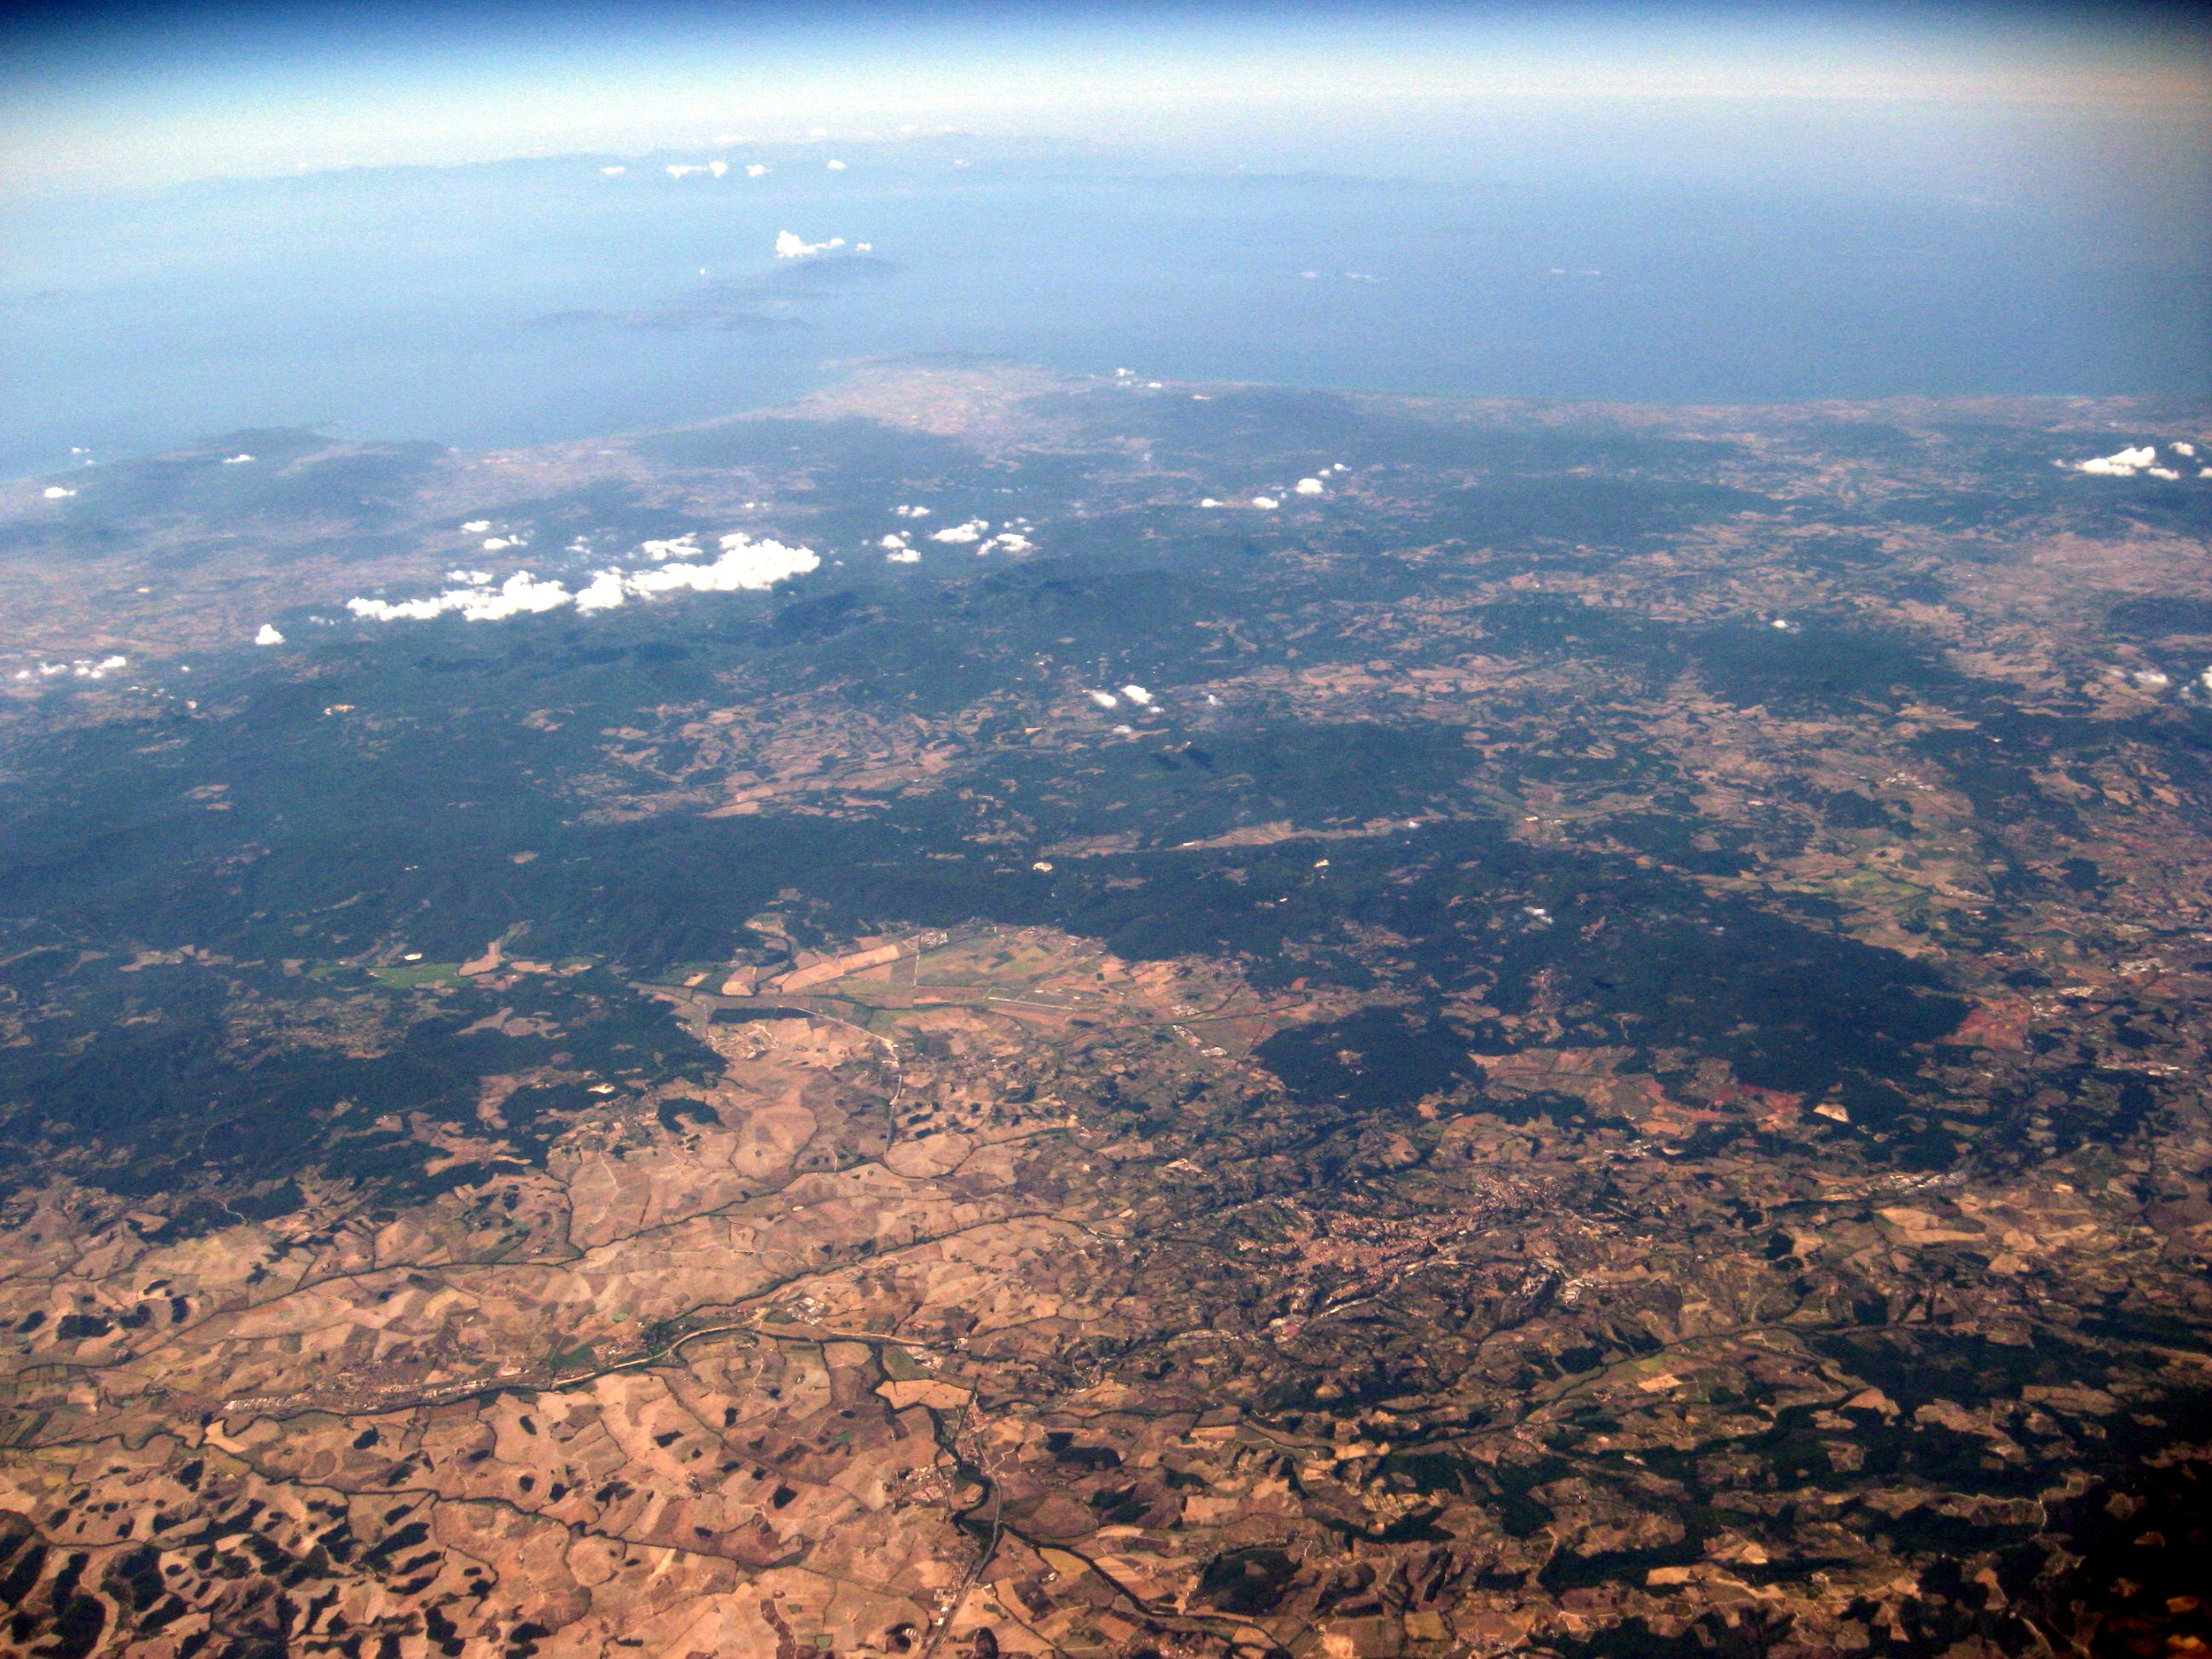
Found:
3,148 -> 2206,477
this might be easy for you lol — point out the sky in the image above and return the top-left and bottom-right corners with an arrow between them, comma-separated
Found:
2,0 -> 2206,468
3,1 -> 2207,195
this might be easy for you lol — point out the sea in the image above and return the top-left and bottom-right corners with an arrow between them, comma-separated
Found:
3,142 -> 2206,479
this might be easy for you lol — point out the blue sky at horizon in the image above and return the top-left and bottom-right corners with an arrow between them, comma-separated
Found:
4,0 -> 2205,197
3,0 -> 2204,474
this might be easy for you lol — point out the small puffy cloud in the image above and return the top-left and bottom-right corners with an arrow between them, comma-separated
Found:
445,569 -> 493,585
1086,690 -> 1120,709
38,656 -> 118,679
745,163 -> 770,178
885,548 -> 920,564
222,453 -> 254,464
573,571 -> 628,612
1251,495 -> 1280,509
2147,466 -> 2182,480
461,520 -> 491,533
708,160 -> 728,178
483,536 -> 515,550
1199,498 -> 1221,508
254,624 -> 285,646
2174,441 -> 2196,457
2133,668 -> 2172,690
42,486 -> 75,498
641,535 -> 700,562
1294,476 -> 1324,495
1120,684 -> 1154,706
893,504 -> 930,517
600,166 -> 626,177
667,164 -> 707,179
930,518 -> 989,543
775,230 -> 847,258
826,159 -> 847,171
879,533 -> 911,550
2071,445 -> 2157,475
981,533 -> 1033,554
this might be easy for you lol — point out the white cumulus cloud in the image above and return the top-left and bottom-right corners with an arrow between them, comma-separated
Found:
349,570 -> 576,623
622,534 -> 819,596
42,486 -> 75,498
222,453 -> 254,464
892,504 -> 930,517
929,519 -> 990,543
2071,445 -> 2157,475
1121,684 -> 1154,706
1086,690 -> 1120,709
254,624 -> 285,646
599,166 -> 626,177
346,534 -> 817,627
746,163 -> 770,178
885,548 -> 920,564
775,230 -> 847,259
708,160 -> 728,178
1294,477 -> 1324,495
826,159 -> 847,171
1251,496 -> 1280,509
879,533 -> 911,550
573,572 -> 629,612
461,520 -> 491,533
